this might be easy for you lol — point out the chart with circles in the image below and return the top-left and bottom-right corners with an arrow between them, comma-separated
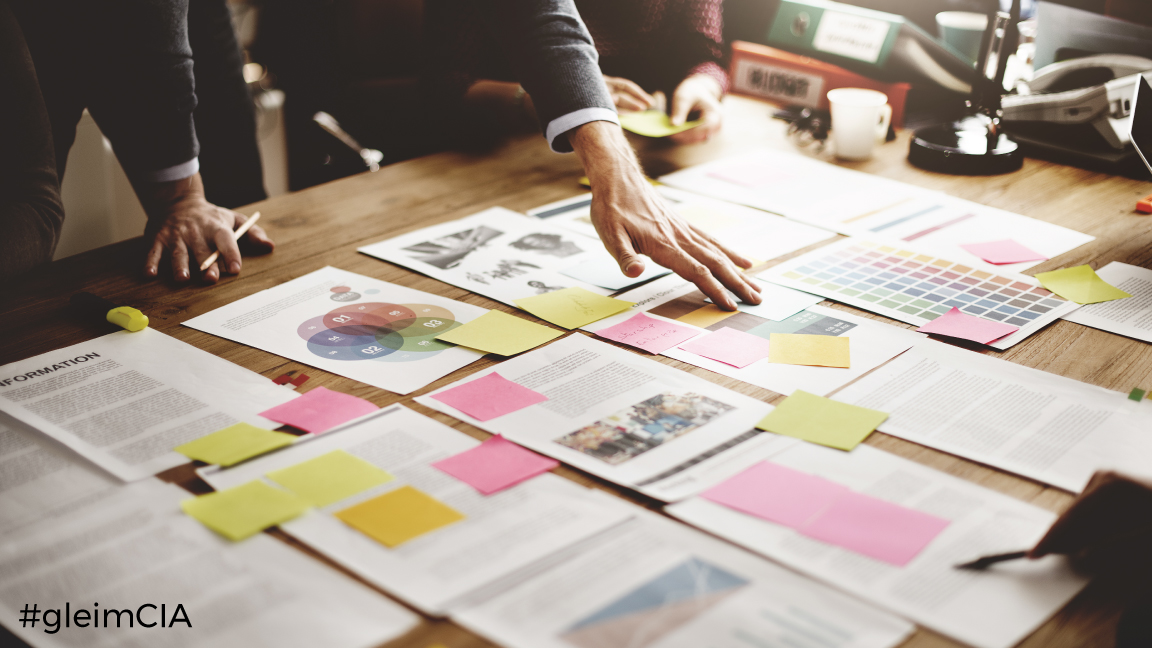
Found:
297,286 -> 462,362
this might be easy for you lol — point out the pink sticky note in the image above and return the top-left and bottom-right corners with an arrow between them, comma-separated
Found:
799,492 -> 951,566
431,372 -> 548,421
701,462 -> 849,527
595,313 -> 701,354
917,307 -> 1019,344
432,436 -> 559,495
259,386 -> 378,434
678,327 -> 772,368
960,239 -> 1048,265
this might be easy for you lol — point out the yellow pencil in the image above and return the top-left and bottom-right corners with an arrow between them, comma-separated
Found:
199,211 -> 262,272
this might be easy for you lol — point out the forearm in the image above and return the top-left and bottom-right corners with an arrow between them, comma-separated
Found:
569,121 -> 644,185
133,172 -> 207,225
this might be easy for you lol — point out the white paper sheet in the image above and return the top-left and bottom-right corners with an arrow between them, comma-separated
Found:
198,405 -> 633,616
703,283 -> 824,322
0,480 -> 418,648
417,335 -> 797,501
0,329 -> 297,481
668,443 -> 1089,648
455,495 -> 914,648
831,340 -> 1145,492
183,266 -> 486,395
1062,261 -> 1152,342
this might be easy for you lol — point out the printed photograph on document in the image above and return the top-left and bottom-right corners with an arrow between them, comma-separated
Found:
403,225 -> 503,269
556,393 -> 735,465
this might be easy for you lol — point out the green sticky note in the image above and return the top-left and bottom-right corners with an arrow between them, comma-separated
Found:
1034,265 -> 1132,304
756,390 -> 888,451
435,310 -> 563,356
267,450 -> 394,507
514,287 -> 633,329
181,481 -> 309,541
1130,388 -> 1146,402
619,110 -> 702,138
174,423 -> 296,467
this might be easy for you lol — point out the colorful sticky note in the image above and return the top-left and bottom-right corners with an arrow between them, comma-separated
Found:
1035,265 -> 1132,305
259,386 -> 378,434
432,436 -> 559,495
619,110 -> 702,137
768,333 -> 850,368
434,310 -> 562,356
335,485 -> 464,548
514,287 -> 634,329
916,307 -> 1019,344
701,462 -> 849,527
756,390 -> 888,451
431,372 -> 548,421
174,422 -> 296,467
181,481 -> 309,541
678,326 -> 772,368
594,313 -> 701,354
799,491 -> 950,566
559,255 -> 670,290
267,450 -> 394,507
1130,388 -> 1146,402
960,239 -> 1049,265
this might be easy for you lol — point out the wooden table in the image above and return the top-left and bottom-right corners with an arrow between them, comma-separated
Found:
4,95 -> 1152,648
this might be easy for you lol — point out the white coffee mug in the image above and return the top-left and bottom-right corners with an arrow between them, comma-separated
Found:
827,88 -> 892,161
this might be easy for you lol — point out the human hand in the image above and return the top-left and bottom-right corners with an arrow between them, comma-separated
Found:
603,75 -> 656,113
568,122 -> 760,310
669,74 -> 724,144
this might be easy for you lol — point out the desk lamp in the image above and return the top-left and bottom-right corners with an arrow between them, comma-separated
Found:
908,0 -> 1023,175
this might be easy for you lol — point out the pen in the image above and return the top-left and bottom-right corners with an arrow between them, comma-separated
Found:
199,211 -> 262,272
954,550 -> 1029,570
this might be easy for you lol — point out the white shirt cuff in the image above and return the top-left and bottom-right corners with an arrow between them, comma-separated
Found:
545,108 -> 620,153
144,157 -> 200,183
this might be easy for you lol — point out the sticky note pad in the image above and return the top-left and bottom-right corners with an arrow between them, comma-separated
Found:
1130,388 -> 1146,402
259,386 -> 378,434
434,310 -> 562,356
181,481 -> 309,541
335,485 -> 464,548
595,312 -> 701,354
678,327 -> 772,368
756,390 -> 887,451
432,436 -> 559,495
431,372 -> 548,421
267,450 -> 394,507
916,307 -> 1019,344
619,110 -> 701,137
702,462 -> 849,527
1035,265 -> 1132,304
960,239 -> 1048,265
174,422 -> 295,467
768,333 -> 850,368
799,492 -> 950,566
514,287 -> 634,329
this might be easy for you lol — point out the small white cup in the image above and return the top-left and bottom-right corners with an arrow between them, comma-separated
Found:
827,88 -> 892,161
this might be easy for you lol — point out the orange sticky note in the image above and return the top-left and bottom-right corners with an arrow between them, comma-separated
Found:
335,486 -> 464,548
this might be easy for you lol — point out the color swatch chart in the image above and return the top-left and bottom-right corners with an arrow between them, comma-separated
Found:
762,238 -> 1080,349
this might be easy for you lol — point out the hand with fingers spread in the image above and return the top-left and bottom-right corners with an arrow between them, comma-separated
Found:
139,172 -> 273,283
603,75 -> 656,113
668,74 -> 724,144
568,121 -> 760,311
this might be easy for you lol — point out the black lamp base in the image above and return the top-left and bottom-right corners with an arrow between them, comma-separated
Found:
908,116 -> 1024,175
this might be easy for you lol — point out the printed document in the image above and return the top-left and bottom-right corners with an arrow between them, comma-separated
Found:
1062,261 -> 1152,343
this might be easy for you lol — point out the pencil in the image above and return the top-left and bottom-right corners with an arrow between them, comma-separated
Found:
954,550 -> 1029,570
199,212 -> 261,272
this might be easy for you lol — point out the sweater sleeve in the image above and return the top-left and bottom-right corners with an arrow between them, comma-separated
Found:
676,0 -> 730,95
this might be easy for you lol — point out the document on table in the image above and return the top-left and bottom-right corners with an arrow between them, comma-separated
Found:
668,443 -> 1089,648
183,266 -> 486,395
417,334 -> 797,502
198,405 -> 632,615
528,186 -> 837,263
584,275 -> 923,396
831,340 -> 1145,492
454,496 -> 914,648
0,480 -> 418,648
0,329 -> 297,481
1062,261 -> 1152,343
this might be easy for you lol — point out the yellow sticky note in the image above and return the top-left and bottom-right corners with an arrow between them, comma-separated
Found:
174,423 -> 296,467
335,485 -> 464,548
434,310 -> 563,356
514,287 -> 633,330
769,333 -> 850,368
756,390 -> 888,451
619,110 -> 702,137
1034,265 -> 1132,304
181,481 -> 309,541
267,450 -> 394,507
678,304 -> 737,329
